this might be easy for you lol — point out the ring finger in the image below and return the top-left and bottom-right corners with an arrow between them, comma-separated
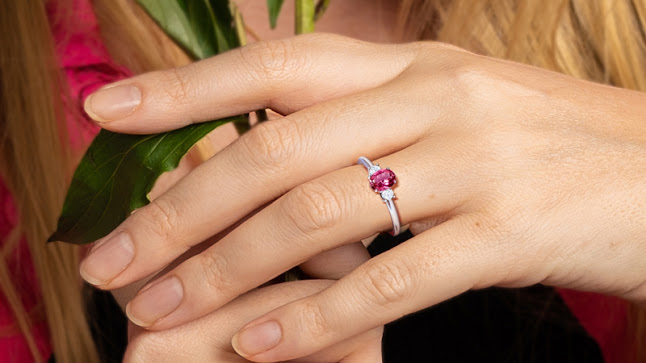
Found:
125,140 -> 473,329
79,84 -> 433,290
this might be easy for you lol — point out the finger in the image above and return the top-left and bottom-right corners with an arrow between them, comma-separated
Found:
231,218 -> 506,362
84,34 -> 416,133
408,216 -> 449,235
79,83 -> 433,289
125,280 -> 334,363
110,122 -> 239,309
124,142 -> 472,329
124,280 -> 383,363
300,242 -> 370,279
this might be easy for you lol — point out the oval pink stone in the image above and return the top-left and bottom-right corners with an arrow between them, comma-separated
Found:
370,169 -> 396,192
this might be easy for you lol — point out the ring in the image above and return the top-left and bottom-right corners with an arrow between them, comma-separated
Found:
357,156 -> 401,236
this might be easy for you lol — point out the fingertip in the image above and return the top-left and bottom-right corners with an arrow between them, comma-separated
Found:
83,93 -> 101,122
232,320 -> 283,360
125,301 -> 152,329
78,231 -> 135,287
126,276 -> 184,329
83,84 -> 142,123
79,261 -> 104,286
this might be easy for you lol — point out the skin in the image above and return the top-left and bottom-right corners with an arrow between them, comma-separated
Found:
125,280 -> 382,362
112,2 -> 395,360
123,230 -> 381,362
80,14 -> 646,363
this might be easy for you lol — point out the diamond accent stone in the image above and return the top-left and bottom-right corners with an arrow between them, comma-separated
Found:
368,165 -> 381,176
380,189 -> 395,200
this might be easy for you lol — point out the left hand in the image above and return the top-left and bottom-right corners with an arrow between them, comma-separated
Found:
80,34 -> 646,362
125,280 -> 383,363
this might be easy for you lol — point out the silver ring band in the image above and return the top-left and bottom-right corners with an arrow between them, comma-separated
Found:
358,156 -> 401,236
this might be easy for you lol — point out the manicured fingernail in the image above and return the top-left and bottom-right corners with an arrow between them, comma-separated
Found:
80,232 -> 134,285
232,321 -> 282,357
84,84 -> 141,122
126,276 -> 183,327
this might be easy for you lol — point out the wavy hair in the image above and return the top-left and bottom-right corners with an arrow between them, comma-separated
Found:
0,0 -> 644,361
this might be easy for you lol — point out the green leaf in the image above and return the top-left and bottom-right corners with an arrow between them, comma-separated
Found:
49,0 -> 245,244
267,0 -> 285,29
48,119 -> 239,244
137,0 -> 238,58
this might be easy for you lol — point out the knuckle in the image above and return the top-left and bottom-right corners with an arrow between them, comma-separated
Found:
361,260 -> 414,306
445,62 -> 516,114
241,119 -> 299,170
285,182 -> 345,236
141,196 -> 182,243
449,63 -> 488,93
296,301 -> 329,341
198,251 -> 232,293
239,39 -> 298,83
428,61 -> 496,121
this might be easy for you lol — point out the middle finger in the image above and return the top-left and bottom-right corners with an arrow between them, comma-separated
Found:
125,141 -> 469,329
80,85 -> 429,289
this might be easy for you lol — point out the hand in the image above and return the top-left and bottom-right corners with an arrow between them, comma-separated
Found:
120,207 -> 376,362
80,34 -> 646,361
125,280 -> 383,363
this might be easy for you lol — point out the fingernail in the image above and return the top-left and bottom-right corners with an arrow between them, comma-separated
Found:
84,84 -> 141,122
80,232 -> 134,285
126,276 -> 183,327
232,321 -> 282,357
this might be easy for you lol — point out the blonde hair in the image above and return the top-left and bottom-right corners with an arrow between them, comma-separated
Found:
1,0 -> 97,361
0,0 -> 190,361
1,0 -> 645,361
401,0 -> 646,90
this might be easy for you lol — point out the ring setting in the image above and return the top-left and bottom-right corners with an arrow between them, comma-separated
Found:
358,156 -> 401,236
369,167 -> 397,200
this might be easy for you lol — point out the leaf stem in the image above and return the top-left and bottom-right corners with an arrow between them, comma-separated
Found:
244,23 -> 264,41
230,2 -> 248,46
295,0 -> 316,34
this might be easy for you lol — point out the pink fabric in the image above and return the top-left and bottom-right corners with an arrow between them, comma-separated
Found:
0,0 -> 129,361
51,0 -> 131,151
0,0 -> 633,361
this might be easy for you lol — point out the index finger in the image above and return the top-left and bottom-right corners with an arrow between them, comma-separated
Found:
83,33 -> 411,134
78,38 -> 420,290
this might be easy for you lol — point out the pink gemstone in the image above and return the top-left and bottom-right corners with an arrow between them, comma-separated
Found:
370,169 -> 396,192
